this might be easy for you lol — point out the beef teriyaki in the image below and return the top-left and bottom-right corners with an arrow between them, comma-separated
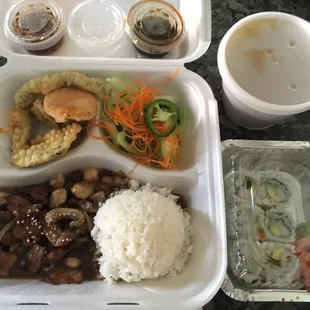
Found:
0,167 -> 128,285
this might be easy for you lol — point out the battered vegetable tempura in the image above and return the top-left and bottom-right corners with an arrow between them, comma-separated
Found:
0,71 -> 112,168
15,71 -> 112,109
8,109 -> 82,168
31,98 -> 59,129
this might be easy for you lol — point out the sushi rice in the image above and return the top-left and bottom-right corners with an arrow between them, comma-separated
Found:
235,240 -> 300,288
261,242 -> 300,288
257,208 -> 296,243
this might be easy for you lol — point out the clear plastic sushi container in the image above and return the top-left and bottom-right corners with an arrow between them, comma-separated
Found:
222,139 -> 310,302
0,1 -> 226,309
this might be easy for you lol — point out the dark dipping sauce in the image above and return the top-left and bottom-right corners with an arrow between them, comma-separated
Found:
133,13 -> 178,58
10,4 -> 63,54
135,15 -> 174,40
0,168 -> 129,285
13,7 -> 56,39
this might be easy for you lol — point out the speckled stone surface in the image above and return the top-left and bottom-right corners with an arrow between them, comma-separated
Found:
1,1 -> 310,309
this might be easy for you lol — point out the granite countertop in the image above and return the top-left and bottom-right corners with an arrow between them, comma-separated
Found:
0,0 -> 310,309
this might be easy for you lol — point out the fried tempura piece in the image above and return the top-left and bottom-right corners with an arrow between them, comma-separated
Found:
44,88 -> 98,123
15,71 -> 112,109
0,109 -> 81,168
0,109 -> 31,149
9,109 -> 32,153
31,98 -> 59,129
11,123 -> 82,168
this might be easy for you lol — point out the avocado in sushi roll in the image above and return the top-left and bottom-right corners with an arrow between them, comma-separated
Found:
258,209 -> 296,243
262,242 -> 297,270
265,179 -> 291,202
251,242 -> 299,288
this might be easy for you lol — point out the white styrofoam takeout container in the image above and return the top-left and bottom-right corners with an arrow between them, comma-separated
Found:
0,1 -> 227,309
217,12 -> 310,130
0,0 -> 211,65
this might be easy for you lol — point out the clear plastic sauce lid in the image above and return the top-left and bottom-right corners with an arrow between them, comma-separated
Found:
4,0 -> 65,51
67,0 -> 126,56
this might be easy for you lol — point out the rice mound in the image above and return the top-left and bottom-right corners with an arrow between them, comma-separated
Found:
91,183 -> 193,283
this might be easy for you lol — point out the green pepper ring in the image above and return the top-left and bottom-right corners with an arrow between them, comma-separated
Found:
144,99 -> 179,137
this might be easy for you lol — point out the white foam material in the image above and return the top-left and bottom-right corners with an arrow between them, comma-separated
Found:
0,0 -> 211,64
0,63 -> 226,309
0,1 -> 223,307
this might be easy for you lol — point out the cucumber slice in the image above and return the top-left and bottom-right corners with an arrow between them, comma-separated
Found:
159,132 -> 178,163
178,106 -> 189,134
106,77 -> 140,99
117,132 -> 146,157
105,121 -> 119,146
159,107 -> 188,161
159,107 -> 188,162
160,136 -> 173,159
98,106 -> 119,146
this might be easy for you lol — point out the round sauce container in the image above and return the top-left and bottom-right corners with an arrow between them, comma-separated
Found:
4,0 -> 65,53
67,0 -> 126,57
126,0 -> 185,58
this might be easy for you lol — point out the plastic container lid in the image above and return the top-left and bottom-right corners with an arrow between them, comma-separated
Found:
126,0 -> 186,56
217,12 -> 310,129
3,0 -> 65,51
222,140 -> 310,302
67,0 -> 126,57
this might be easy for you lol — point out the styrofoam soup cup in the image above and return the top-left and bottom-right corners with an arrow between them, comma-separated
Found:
218,12 -> 310,129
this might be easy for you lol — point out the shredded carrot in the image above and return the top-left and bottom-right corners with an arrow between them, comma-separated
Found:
87,70 -> 183,170
87,120 -> 111,140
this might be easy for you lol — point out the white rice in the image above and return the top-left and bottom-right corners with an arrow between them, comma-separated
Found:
91,181 -> 193,283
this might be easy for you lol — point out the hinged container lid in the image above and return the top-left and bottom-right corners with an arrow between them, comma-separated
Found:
0,0 -> 211,67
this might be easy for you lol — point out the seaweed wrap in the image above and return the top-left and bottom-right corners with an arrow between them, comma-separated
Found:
257,208 -> 296,243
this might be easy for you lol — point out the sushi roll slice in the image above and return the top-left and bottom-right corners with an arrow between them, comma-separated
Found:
264,243 -> 296,269
260,242 -> 300,287
257,208 -> 296,243
240,241 -> 299,287
255,172 -> 294,209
